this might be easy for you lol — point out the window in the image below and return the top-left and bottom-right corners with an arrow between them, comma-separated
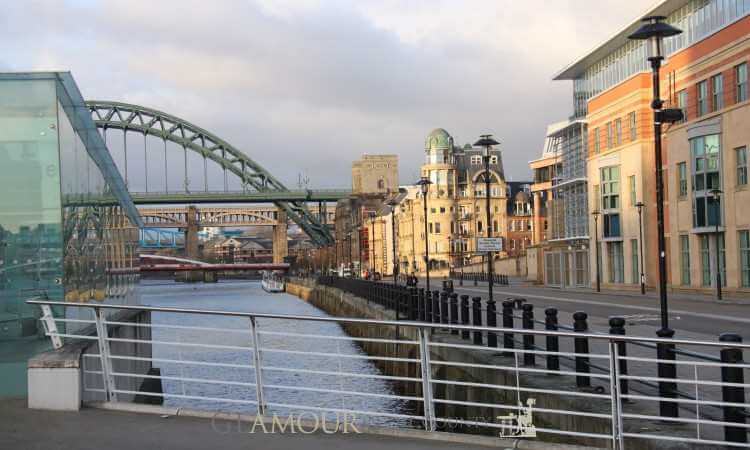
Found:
691,134 -> 721,228
737,147 -> 747,186
677,89 -> 688,123
490,155 -> 498,164
628,112 -> 636,141
434,222 -> 441,234
736,63 -> 748,103
697,80 -> 708,116
711,73 -> 724,111
700,235 -> 711,286
740,230 -> 750,287
439,207 -> 445,213
601,166 -> 620,210
630,239 -> 639,285
606,122 -> 613,149
680,235 -> 690,286
493,220 -> 498,233
430,208 -> 436,213
628,175 -> 636,206
477,221 -> 483,233
607,241 -> 624,283
593,128 -> 600,153
429,223 -> 433,233
719,233 -> 726,288
615,118 -> 622,146
470,155 -> 481,165
678,162 -> 688,197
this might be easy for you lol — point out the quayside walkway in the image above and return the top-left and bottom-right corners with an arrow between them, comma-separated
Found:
0,398 -> 589,450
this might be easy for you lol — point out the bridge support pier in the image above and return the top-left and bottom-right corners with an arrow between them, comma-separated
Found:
185,206 -> 200,260
273,209 -> 288,264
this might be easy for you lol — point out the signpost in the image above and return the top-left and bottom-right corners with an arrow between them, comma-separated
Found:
477,237 -> 503,253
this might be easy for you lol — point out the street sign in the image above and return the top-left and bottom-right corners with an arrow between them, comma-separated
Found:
476,237 -> 503,252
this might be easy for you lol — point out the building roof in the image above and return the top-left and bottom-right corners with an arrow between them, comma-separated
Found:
425,128 -> 453,152
554,0 -> 682,80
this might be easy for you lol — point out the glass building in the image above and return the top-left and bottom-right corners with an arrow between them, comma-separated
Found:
0,72 -> 143,396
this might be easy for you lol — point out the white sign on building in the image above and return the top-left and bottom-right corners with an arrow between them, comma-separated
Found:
476,237 -> 503,252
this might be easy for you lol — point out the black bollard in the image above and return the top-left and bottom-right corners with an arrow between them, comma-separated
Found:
522,304 -> 535,366
656,328 -> 678,418
449,293 -> 459,335
573,311 -> 591,388
460,295 -> 470,340
473,273 -> 478,286
424,290 -> 433,323
459,271 -> 463,286
440,291 -> 449,326
418,288 -> 426,322
472,297 -> 483,345
432,290 -> 441,325
545,308 -> 559,371
408,288 -> 418,321
609,317 -> 628,396
719,333 -> 747,444
502,300 -> 514,356
486,298 -> 497,348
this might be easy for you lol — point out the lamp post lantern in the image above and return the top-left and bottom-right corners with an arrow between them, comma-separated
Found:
710,189 -> 723,301
416,176 -> 433,292
474,134 -> 501,305
592,210 -> 601,293
387,198 -> 400,286
628,16 -> 683,335
635,201 -> 646,295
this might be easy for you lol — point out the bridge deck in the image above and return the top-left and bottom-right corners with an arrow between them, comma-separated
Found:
0,399 -> 591,450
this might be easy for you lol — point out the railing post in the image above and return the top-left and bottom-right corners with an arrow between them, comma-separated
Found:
545,308 -> 559,371
609,317 -> 628,396
573,311 -> 591,388
502,300 -> 514,356
409,287 -> 418,321
656,328 -> 678,418
39,304 -> 62,349
486,298 -> 497,348
449,293 -> 459,335
522,304 -> 534,366
424,290 -> 433,323
93,307 -> 118,402
417,327 -> 436,432
460,295 -> 470,340
432,290 -> 440,325
249,317 -> 266,415
418,288 -> 425,322
439,291 -> 448,326
719,333 -> 747,444
473,273 -> 477,286
472,297 -> 483,345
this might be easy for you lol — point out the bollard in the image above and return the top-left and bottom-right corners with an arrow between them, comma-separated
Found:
440,291 -> 449,326
655,328 -> 678,418
418,288 -> 426,322
573,311 -> 591,388
473,273 -> 478,286
432,290 -> 441,325
449,293 -> 459,335
522,304 -> 535,366
609,317 -> 628,396
719,333 -> 747,444
408,288 -> 418,321
459,272 -> 463,287
472,297 -> 483,345
486,298 -> 497,348
460,295 -> 470,340
502,300 -> 514,356
424,290 -> 433,323
545,308 -> 559,371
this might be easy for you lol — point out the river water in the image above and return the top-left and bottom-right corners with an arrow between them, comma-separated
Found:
140,280 -> 410,426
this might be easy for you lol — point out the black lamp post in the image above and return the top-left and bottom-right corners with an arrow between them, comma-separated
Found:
416,176 -> 433,292
592,210 -> 601,292
635,201 -> 646,295
629,15 -> 684,419
474,134 -> 501,305
387,198 -> 400,286
710,189 -> 723,300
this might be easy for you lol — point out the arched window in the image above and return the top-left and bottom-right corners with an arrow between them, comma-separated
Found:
377,179 -> 385,189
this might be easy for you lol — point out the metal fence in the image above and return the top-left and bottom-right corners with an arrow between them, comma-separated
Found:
28,296 -> 750,449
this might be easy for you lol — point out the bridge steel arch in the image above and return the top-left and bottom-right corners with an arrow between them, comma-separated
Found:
86,100 -> 333,246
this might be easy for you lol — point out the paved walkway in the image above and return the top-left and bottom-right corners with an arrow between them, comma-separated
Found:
1,399 -> 591,450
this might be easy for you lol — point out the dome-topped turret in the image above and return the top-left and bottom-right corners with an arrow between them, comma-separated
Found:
425,128 -> 453,153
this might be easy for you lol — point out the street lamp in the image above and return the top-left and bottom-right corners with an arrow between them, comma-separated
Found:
386,198 -> 400,286
592,210 -> 601,293
416,176 -> 433,292
474,134 -> 501,305
635,201 -> 646,295
629,16 -> 683,336
710,189 -> 723,300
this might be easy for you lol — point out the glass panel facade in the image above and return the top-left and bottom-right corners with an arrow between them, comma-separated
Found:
740,230 -> 750,288
680,235 -> 691,285
608,241 -> 624,283
691,134 -> 722,228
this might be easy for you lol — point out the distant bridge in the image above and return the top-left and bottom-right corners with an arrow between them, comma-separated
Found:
129,189 -> 350,205
138,205 -> 335,228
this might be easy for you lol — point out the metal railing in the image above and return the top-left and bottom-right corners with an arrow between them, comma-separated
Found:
28,298 -> 750,449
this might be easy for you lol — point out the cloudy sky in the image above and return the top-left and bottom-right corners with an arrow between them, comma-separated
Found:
2,0 -> 656,190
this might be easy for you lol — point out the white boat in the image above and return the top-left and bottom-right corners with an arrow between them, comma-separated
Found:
261,271 -> 285,293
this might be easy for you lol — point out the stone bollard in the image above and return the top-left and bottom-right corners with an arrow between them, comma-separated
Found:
656,328 -> 678,418
486,298 -> 497,348
545,308 -> 559,371
719,333 -> 747,444
502,300 -> 514,356
608,317 -> 628,396
460,295 -> 470,340
472,297 -> 483,345
440,291 -> 449,326
573,311 -> 591,388
449,293 -> 459,335
522,304 -> 535,366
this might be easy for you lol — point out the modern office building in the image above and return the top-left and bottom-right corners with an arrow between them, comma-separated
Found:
554,0 -> 750,293
0,72 -> 142,396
